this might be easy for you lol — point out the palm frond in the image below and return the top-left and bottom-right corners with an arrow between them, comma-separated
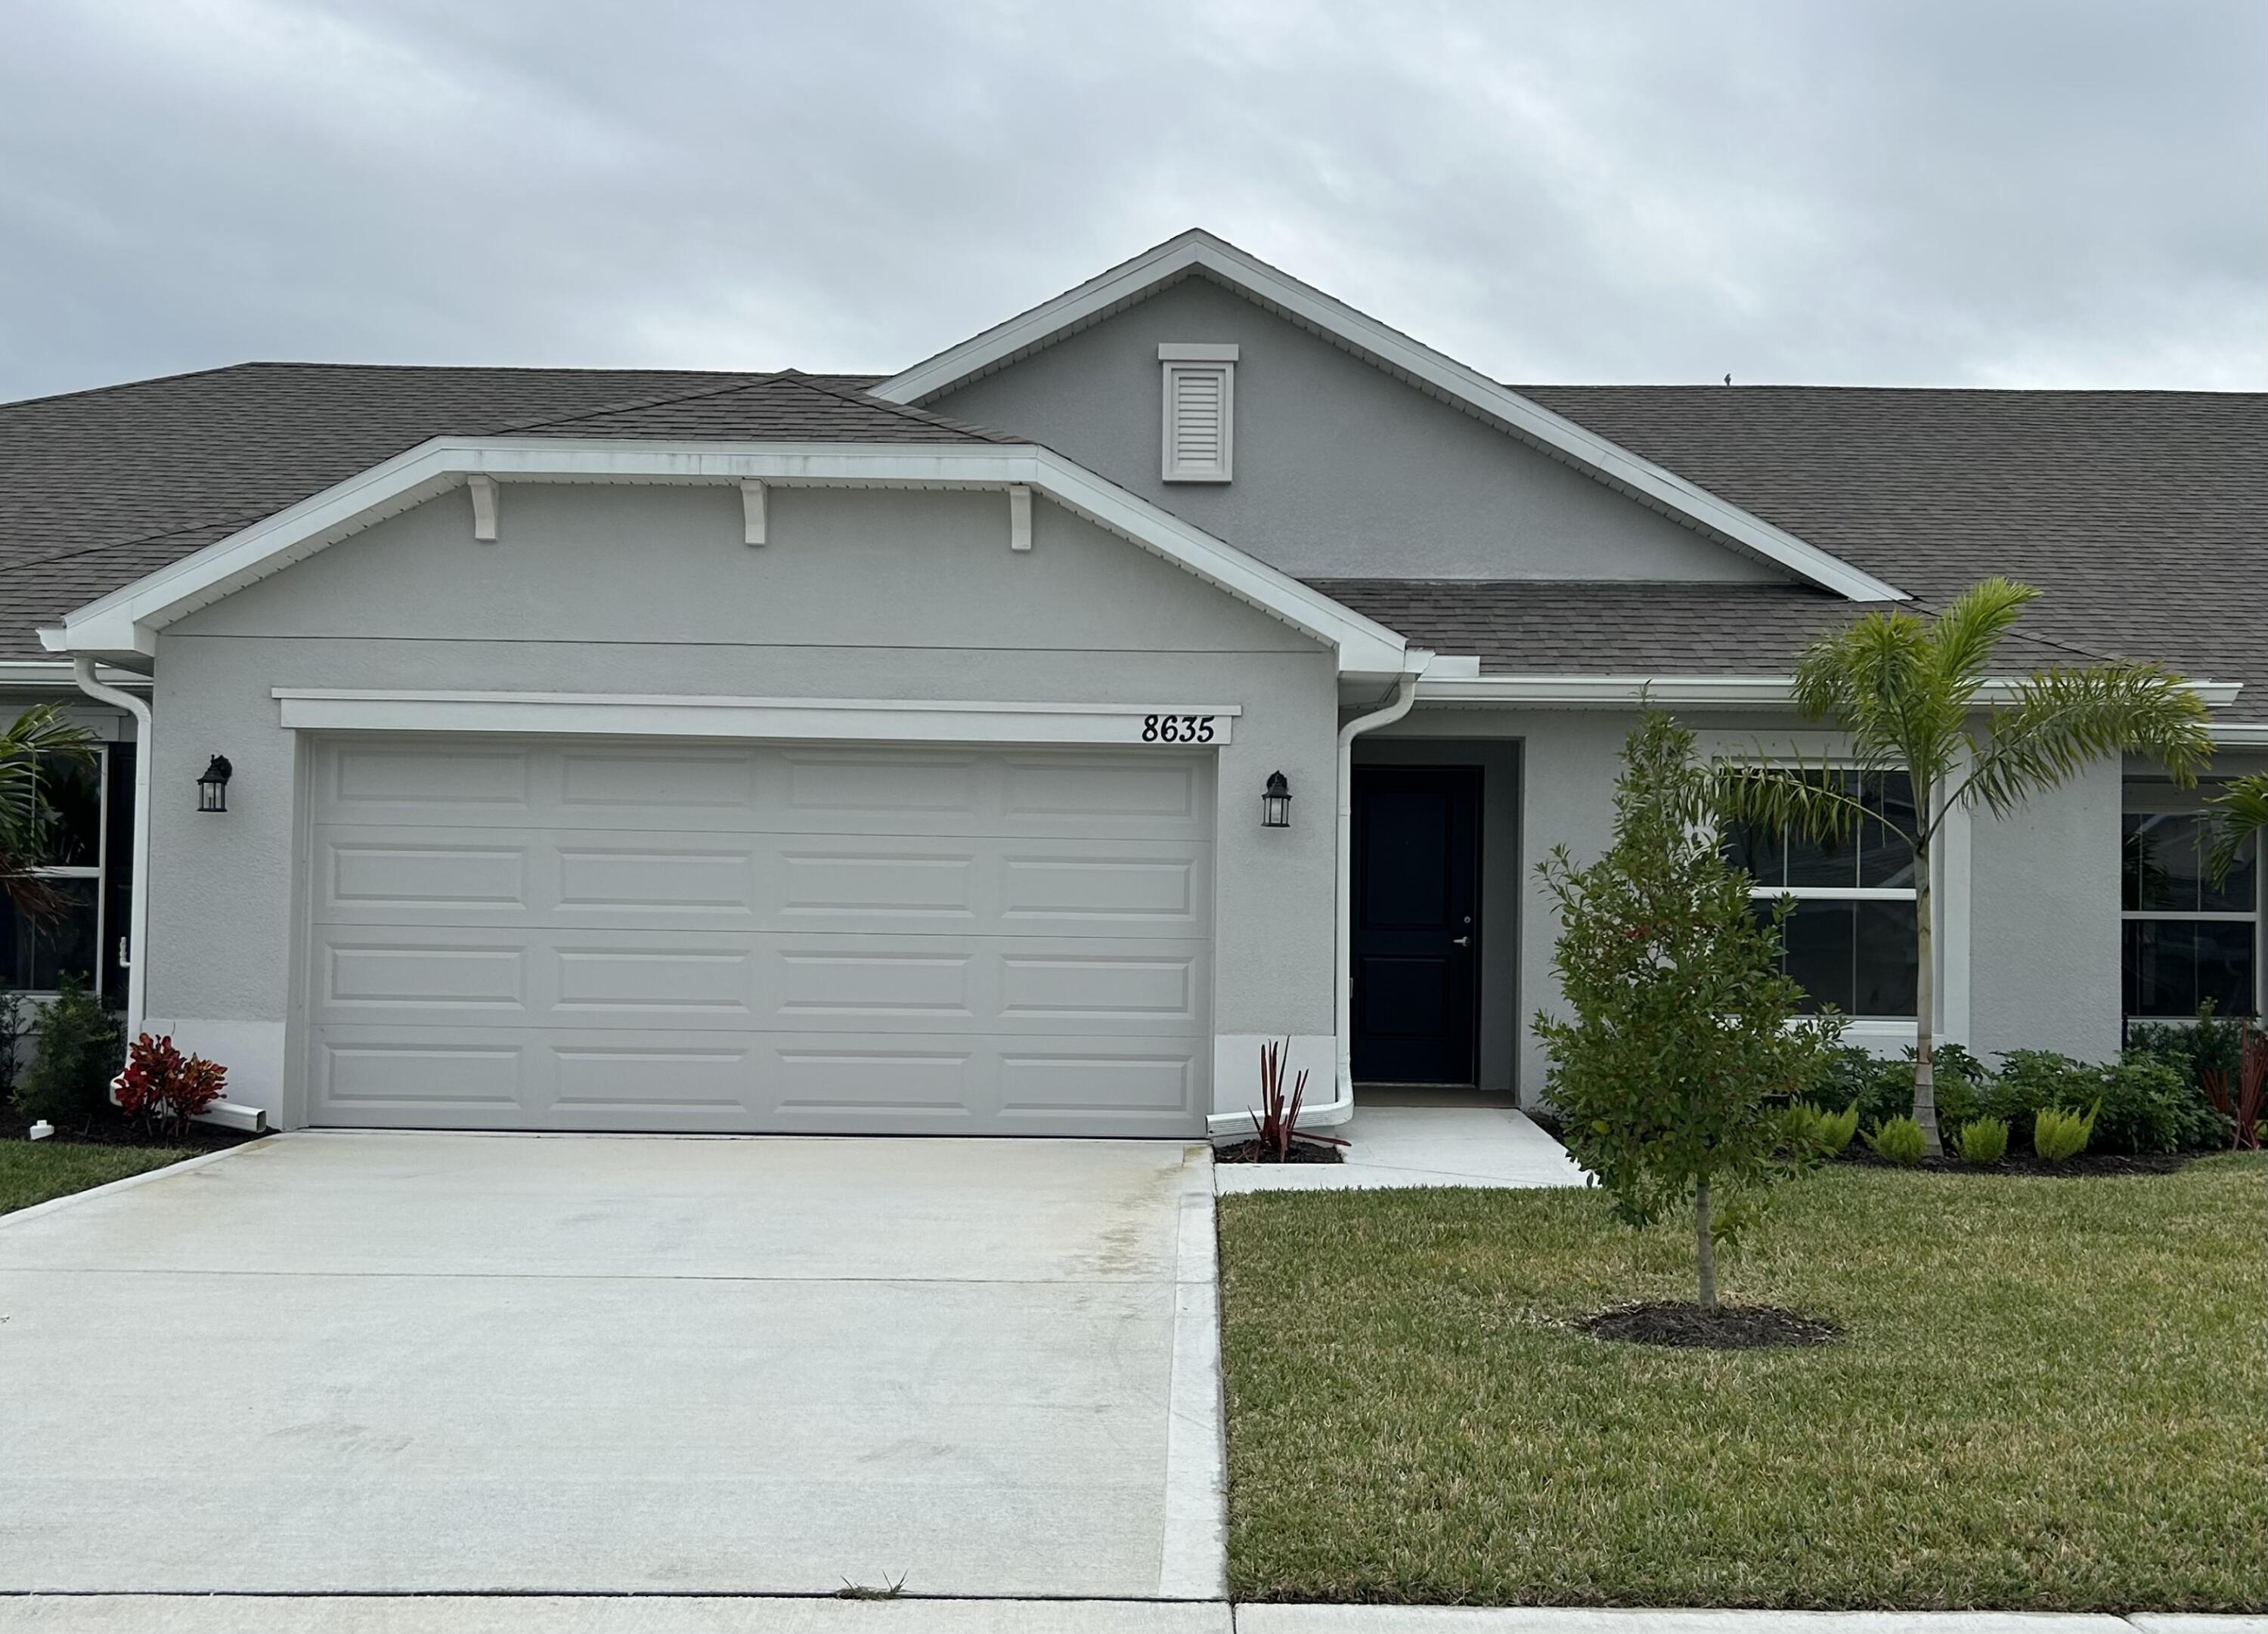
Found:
1925,577 -> 2038,692
2205,772 -> 2268,888
1712,751 -> 1885,849
0,704 -> 98,855
1962,664 -> 2214,816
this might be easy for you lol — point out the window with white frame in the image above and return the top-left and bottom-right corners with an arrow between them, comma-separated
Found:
1723,769 -> 1920,1019
3,745 -> 129,1001
1159,343 -> 1235,482
2122,781 -> 2260,1018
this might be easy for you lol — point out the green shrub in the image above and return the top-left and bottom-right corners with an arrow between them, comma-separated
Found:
2034,1100 -> 2099,1163
1811,1044 -> 1982,1133
2124,1003 -> 2248,1150
1988,1049 -> 2200,1155
1953,1116 -> 2009,1165
14,977 -> 124,1128
1814,1100 -> 1861,1157
1864,1116 -> 1927,1166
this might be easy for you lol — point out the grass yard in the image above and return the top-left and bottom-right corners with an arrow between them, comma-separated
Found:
0,1141 -> 194,1218
1218,1155 -> 2267,1612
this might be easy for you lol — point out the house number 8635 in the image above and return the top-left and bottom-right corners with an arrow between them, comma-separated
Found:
1141,714 -> 1216,744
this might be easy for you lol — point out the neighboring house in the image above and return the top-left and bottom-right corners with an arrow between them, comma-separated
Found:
1,230 -> 2260,1135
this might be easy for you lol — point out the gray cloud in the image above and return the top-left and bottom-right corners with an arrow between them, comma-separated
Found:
1,0 -> 2259,401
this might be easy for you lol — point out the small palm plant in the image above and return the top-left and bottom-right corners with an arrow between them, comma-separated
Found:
2205,772 -> 2266,891
0,703 -> 99,926
1715,579 -> 2214,1156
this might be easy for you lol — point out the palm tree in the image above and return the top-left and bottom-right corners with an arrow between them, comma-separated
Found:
0,703 -> 99,927
1714,579 -> 2214,1155
2205,772 -> 2266,889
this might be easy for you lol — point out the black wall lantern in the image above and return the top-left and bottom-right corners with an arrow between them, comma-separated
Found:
197,754 -> 233,814
1261,770 -> 1292,829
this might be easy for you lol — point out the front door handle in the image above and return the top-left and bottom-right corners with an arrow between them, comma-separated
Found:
1451,936 -> 1470,947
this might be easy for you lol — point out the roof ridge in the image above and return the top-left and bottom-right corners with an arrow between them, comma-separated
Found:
0,361 -> 271,415
775,372 -> 1009,441
479,372 -> 806,435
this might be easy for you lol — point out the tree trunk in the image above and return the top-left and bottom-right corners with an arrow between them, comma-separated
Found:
1912,818 -> 1941,1157
1694,1178 -> 1717,1310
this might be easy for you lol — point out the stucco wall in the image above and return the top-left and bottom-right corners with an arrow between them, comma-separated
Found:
1377,705 -> 2142,1099
1967,757 -> 2124,1063
147,481 -> 1341,1124
929,276 -> 1788,584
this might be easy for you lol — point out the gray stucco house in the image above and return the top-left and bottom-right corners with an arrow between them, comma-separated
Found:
2,230 -> 2260,1135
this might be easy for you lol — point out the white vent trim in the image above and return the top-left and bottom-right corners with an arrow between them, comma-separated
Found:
1162,355 -> 1234,484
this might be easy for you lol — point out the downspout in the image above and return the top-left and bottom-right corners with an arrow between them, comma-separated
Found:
70,658 -> 151,1038
70,656 -> 265,1134
1327,652 -> 1431,1113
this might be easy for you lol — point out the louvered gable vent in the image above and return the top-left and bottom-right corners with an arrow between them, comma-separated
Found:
1160,343 -> 1237,482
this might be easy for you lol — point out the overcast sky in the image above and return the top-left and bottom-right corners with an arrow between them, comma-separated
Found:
2,0 -> 2260,404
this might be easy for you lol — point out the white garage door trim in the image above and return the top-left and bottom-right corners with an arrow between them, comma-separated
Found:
276,689 -> 1240,745
292,735 -> 1219,1137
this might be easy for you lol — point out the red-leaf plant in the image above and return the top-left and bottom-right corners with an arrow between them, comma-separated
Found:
2198,1020 -> 2265,1151
114,1032 -> 227,1138
2200,1021 -> 2266,1152
1249,1038 -> 1348,1162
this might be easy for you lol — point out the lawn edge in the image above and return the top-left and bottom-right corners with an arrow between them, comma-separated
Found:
1159,1139 -> 1231,1600
0,1137 -> 268,1229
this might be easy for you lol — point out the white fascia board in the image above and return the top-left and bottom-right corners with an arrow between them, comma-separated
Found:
0,658 -> 150,690
51,436 -> 1406,677
1418,674 -> 2247,710
2212,722 -> 2268,745
274,689 -> 1243,745
872,230 -> 1908,605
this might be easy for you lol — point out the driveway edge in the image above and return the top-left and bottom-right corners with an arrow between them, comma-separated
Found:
0,1138 -> 269,1233
1157,1141 -> 1230,1601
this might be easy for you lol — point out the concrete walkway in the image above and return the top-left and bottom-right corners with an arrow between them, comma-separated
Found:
0,1131 -> 1224,1601
1215,1097 -> 1588,1193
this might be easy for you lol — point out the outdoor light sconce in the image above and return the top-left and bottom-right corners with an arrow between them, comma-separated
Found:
197,754 -> 233,814
1262,770 -> 1292,829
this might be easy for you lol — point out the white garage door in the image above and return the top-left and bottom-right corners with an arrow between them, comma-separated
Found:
302,738 -> 1214,1135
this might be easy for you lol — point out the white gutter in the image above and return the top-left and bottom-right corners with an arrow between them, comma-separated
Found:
67,658 -> 263,1134
1416,673 -> 2246,710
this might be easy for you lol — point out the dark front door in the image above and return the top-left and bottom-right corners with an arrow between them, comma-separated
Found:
1352,765 -> 1481,1084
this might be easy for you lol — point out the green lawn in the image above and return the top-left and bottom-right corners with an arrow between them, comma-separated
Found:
0,1141 -> 194,1217
1219,1155 -> 2267,1611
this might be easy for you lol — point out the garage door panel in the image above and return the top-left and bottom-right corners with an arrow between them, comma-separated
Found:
305,739 -> 1214,1134
556,947 -> 755,1015
326,743 -> 535,814
325,840 -> 531,914
313,1036 -> 531,1116
324,942 -> 530,1011
308,924 -> 1206,1038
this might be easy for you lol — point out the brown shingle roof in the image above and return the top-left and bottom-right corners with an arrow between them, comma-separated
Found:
1508,385 -> 2268,720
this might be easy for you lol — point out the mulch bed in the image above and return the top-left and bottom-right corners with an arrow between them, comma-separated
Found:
1535,1108 -> 2217,1179
2,1103 -> 262,1153
1577,1300 -> 1841,1350
1214,1137 -> 1345,1165
1839,1147 -> 2207,1178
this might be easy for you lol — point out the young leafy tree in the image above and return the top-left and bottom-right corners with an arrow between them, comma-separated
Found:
1713,579 -> 2214,1155
1535,710 -> 1841,1310
2205,772 -> 2266,890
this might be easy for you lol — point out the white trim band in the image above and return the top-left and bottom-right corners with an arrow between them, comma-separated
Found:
273,689 -> 1243,746
1417,673 -> 2246,710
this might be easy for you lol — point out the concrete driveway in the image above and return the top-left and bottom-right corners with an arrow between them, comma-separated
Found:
0,1131 -> 1222,1600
